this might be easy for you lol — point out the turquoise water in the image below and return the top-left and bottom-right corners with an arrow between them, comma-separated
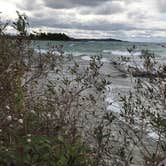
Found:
32,40 -> 166,61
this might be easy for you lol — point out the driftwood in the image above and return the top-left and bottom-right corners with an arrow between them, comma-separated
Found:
128,66 -> 166,78
111,61 -> 127,75
111,60 -> 166,78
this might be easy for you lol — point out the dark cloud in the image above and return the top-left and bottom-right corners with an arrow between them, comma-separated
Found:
127,12 -> 149,22
79,1 -> 125,15
94,6 -> 123,15
30,15 -> 136,32
157,0 -> 166,13
4,0 -> 166,41
16,0 -> 43,10
44,0 -> 111,9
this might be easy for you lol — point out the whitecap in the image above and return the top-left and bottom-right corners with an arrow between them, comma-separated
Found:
34,48 -> 48,54
147,131 -> 159,140
66,52 -> 88,57
81,56 -> 108,62
81,56 -> 91,61
103,49 -> 141,56
102,50 -> 112,54
105,97 -> 121,113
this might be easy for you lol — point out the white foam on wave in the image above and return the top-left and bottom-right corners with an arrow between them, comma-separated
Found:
35,48 -> 62,55
81,56 -> 91,61
146,125 -> 165,140
103,50 -> 141,56
101,58 -> 109,62
35,48 -> 48,54
69,43 -> 74,47
66,52 -> 90,57
147,132 -> 159,140
105,97 -> 121,113
81,56 -> 108,62
105,85 -> 121,113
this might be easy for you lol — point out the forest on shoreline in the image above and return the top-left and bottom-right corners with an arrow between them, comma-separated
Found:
6,32 -> 123,42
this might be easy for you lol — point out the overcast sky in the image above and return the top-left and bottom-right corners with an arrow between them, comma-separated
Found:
1,0 -> 166,42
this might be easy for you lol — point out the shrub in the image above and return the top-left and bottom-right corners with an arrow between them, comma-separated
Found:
0,12 -> 108,165
0,12 -> 165,166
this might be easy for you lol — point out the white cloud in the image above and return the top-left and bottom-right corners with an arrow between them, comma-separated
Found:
0,0 -> 166,41
0,1 -> 17,19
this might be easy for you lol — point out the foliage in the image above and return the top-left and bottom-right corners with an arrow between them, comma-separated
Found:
30,32 -> 71,41
92,47 -> 166,165
0,135 -> 94,166
0,11 -> 166,166
0,12 -> 108,165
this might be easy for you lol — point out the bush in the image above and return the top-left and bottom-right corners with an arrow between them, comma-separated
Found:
0,135 -> 95,166
0,12 -> 108,165
0,12 -> 165,166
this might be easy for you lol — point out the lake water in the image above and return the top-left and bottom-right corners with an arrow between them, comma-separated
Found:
32,40 -> 166,63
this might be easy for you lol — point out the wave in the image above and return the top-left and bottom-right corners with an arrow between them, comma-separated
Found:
69,43 -> 75,47
81,56 -> 108,62
105,85 -> 121,113
65,52 -> 93,57
102,50 -> 141,56
34,48 -> 48,54
105,96 -> 121,113
34,49 -> 94,58
34,48 -> 142,58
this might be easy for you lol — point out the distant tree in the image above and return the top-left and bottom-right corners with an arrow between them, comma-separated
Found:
30,32 -> 71,41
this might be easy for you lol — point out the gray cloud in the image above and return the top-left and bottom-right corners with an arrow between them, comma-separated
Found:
30,15 -> 136,32
94,4 -> 124,15
157,0 -> 166,13
1,0 -> 166,41
80,1 -> 125,15
44,0 -> 111,9
127,11 -> 149,22
16,0 -> 43,10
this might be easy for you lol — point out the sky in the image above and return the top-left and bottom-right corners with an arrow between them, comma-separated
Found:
0,0 -> 166,42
